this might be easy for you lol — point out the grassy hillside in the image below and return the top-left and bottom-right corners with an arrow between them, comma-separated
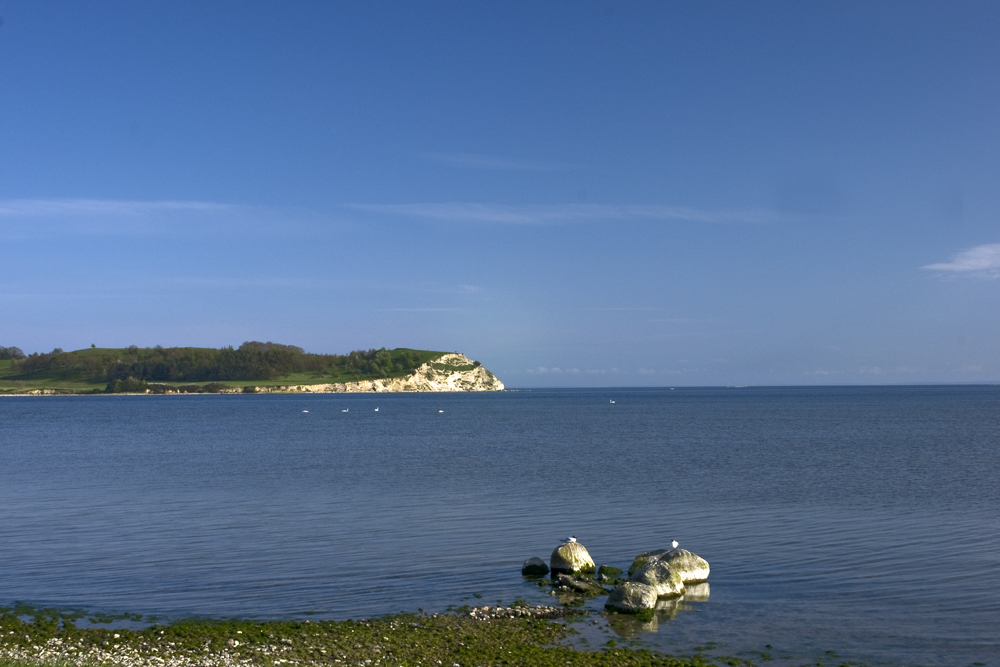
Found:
0,346 -> 447,394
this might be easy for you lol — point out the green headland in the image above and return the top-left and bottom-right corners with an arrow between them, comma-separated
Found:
0,344 -> 447,395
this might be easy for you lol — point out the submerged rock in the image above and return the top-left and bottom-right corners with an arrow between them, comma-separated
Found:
630,561 -> 685,598
550,541 -> 595,575
607,612 -> 658,637
552,573 -> 605,595
596,564 -> 623,583
605,581 -> 657,613
521,557 -> 549,576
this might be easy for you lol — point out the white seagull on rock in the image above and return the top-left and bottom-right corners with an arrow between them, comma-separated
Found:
671,539 -> 679,550
564,535 -> 577,543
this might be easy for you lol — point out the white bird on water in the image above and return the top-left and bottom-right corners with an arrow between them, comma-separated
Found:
671,539 -> 679,550
342,408 -> 349,413
302,410 -> 309,413
610,399 -> 615,404
375,407 -> 379,412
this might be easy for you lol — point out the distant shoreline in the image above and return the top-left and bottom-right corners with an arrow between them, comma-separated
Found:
0,350 -> 505,395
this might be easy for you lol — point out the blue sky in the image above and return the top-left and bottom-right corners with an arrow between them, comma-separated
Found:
2,1 -> 999,387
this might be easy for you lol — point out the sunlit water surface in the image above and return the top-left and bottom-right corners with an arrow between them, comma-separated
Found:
1,387 -> 998,666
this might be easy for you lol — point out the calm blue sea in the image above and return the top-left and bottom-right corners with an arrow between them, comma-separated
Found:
1,387 -> 998,666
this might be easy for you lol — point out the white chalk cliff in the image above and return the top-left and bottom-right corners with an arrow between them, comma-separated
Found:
223,353 -> 504,394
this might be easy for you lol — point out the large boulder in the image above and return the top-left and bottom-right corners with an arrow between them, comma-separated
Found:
550,541 -> 595,575
521,557 -> 549,576
659,549 -> 710,583
627,549 -> 669,576
627,548 -> 710,582
605,582 -> 657,614
630,561 -> 684,598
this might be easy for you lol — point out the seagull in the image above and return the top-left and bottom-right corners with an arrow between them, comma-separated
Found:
302,410 -> 309,413
438,410 -> 444,413
564,535 -> 577,543
610,400 -> 615,404
342,409 -> 349,413
374,407 -> 379,412
671,539 -> 679,550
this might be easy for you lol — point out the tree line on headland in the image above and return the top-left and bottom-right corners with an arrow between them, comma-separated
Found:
3,342 -> 432,387
0,345 -> 26,360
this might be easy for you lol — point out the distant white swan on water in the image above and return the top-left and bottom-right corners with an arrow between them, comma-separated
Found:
342,409 -> 348,413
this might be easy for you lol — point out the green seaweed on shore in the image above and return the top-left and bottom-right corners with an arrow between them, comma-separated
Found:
0,608 -> 745,667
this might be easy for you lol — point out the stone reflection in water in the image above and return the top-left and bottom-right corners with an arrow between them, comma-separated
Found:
654,598 -> 682,620
607,584 -> 710,638
684,582 -> 710,601
608,612 -> 658,638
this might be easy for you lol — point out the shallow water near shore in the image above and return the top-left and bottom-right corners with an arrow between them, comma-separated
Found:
1,386 -> 998,666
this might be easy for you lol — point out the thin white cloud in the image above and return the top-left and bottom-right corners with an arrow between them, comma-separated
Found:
0,198 -> 247,238
348,202 -> 778,225
581,307 -> 662,312
422,153 -> 578,171
923,243 -> 1000,277
375,308 -> 462,312
0,198 -> 232,217
160,276 -> 334,289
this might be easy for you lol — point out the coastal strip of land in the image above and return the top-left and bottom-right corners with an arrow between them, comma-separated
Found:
0,606 -> 732,667
0,346 -> 503,395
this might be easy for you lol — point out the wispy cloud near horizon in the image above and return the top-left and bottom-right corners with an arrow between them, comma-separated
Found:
422,152 -> 578,171
923,243 -> 1000,277
348,202 -> 779,225
0,198 -> 309,239
375,307 -> 462,312
0,198 -> 233,218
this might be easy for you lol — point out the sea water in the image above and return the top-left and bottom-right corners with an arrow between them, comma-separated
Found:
1,386 -> 998,666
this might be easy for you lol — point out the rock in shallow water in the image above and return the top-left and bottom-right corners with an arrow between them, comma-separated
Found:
605,581 -> 658,613
630,561 -> 685,598
521,557 -> 549,576
659,548 -> 710,582
550,541 -> 595,574
552,573 -> 605,595
627,548 -> 710,582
